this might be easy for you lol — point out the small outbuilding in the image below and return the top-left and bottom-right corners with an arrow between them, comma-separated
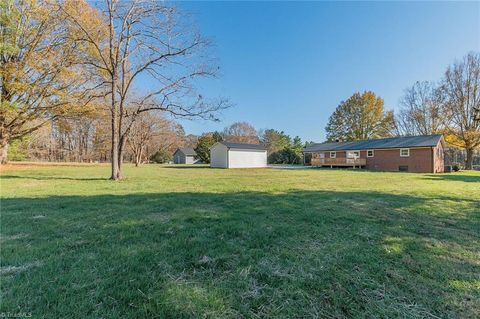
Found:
173,148 -> 199,164
210,142 -> 267,168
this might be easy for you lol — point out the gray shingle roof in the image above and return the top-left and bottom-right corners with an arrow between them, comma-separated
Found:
304,134 -> 443,152
175,148 -> 197,156
219,141 -> 266,150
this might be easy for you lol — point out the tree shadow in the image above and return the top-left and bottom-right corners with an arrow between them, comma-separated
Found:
0,175 -> 109,181
1,190 -> 478,318
163,165 -> 209,169
422,174 -> 480,183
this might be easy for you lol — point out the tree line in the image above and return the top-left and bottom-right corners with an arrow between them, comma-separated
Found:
325,52 -> 480,169
1,1 -> 478,173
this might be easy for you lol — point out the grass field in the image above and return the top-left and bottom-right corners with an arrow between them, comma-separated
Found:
1,164 -> 479,318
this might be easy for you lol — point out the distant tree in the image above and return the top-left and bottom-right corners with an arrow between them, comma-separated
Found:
212,131 -> 223,142
396,81 -> 443,136
223,122 -> 259,143
269,147 -> 302,164
260,129 -> 291,154
292,136 -> 303,151
127,112 -> 159,167
152,122 -> 186,158
194,134 -> 216,163
6,139 -> 27,161
150,149 -> 172,164
262,130 -> 304,164
325,91 -> 395,141
304,141 -> 315,147
184,134 -> 199,148
440,52 -> 480,170
291,136 -> 304,162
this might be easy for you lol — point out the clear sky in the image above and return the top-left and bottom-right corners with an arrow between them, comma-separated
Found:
173,1 -> 479,142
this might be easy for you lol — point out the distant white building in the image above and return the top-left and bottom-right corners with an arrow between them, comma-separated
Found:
210,142 -> 267,168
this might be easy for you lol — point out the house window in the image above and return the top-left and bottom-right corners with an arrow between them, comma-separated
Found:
330,151 -> 336,158
347,151 -> 360,158
367,150 -> 374,157
400,148 -> 410,157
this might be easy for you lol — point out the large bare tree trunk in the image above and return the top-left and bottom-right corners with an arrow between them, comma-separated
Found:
0,139 -> 9,164
110,112 -> 120,180
465,148 -> 474,170
110,78 -> 120,180
116,136 -> 125,180
135,147 -> 143,167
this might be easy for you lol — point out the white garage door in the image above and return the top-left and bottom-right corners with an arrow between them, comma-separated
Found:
228,149 -> 267,168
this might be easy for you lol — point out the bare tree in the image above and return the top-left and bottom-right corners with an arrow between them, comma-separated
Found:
223,121 -> 259,143
184,134 -> 199,148
396,81 -> 443,136
61,0 -> 228,179
152,122 -> 186,155
440,52 -> 480,169
127,112 -> 178,166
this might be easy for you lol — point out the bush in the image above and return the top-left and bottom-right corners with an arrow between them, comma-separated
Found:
452,163 -> 461,172
7,139 -> 28,161
150,150 -> 172,164
268,147 -> 302,164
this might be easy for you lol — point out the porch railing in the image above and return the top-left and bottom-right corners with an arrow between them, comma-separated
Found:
311,157 -> 366,167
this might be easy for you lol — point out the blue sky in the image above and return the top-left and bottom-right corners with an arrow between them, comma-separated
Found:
173,1 -> 479,142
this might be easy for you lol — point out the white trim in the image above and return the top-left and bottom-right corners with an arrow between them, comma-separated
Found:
400,148 -> 410,157
367,150 -> 374,157
330,151 -> 336,158
304,146 -> 433,153
347,150 -> 360,158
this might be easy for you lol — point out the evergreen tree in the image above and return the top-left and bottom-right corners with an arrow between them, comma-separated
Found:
194,134 -> 216,163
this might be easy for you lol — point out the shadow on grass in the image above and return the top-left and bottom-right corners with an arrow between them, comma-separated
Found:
1,190 -> 479,318
422,173 -> 480,183
0,175 -> 109,181
163,165 -> 209,169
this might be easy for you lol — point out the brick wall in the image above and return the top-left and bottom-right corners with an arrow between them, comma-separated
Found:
433,142 -> 445,173
365,148 -> 434,173
325,151 -> 346,158
313,145 -> 445,173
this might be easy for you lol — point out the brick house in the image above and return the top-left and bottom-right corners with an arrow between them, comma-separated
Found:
303,134 -> 445,173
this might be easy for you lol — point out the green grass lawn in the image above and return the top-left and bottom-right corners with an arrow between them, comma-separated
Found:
1,164 -> 479,318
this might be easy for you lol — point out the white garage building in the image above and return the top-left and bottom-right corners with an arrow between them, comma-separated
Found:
210,142 -> 267,168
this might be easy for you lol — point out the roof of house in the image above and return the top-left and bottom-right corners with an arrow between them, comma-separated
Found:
175,148 -> 197,156
304,134 -> 444,152
216,141 -> 267,150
